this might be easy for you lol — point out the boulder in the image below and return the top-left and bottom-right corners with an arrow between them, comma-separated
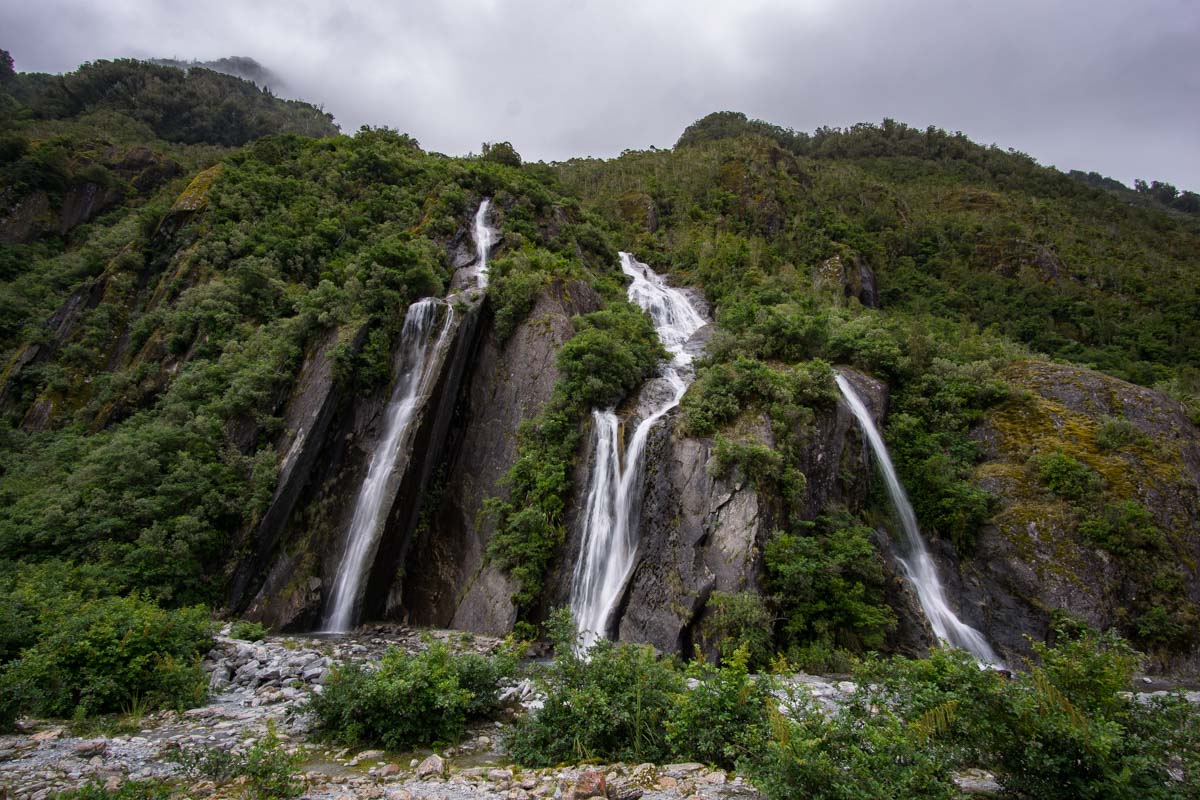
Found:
573,769 -> 607,799
415,754 -> 446,779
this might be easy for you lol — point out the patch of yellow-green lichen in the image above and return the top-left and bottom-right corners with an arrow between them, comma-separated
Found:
170,164 -> 222,213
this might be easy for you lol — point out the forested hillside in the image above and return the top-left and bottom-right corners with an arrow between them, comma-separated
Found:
0,43 -> 1198,779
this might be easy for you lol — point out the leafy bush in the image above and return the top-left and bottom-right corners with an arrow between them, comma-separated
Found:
230,620 -> 270,641
665,647 -> 773,770
1079,501 -> 1165,557
764,513 -> 895,654
556,304 -> 666,408
53,780 -> 172,800
1030,451 -> 1102,502
307,642 -> 517,750
1095,417 -> 1151,451
489,249 -> 568,340
751,690 -> 959,800
852,622 -> 1200,799
702,591 -> 774,669
0,595 -> 212,718
506,611 -> 684,765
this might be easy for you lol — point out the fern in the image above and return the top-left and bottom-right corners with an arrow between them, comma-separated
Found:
910,699 -> 959,742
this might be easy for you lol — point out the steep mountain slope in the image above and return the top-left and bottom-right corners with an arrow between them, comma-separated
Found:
2,59 -> 1198,680
553,113 -> 1200,668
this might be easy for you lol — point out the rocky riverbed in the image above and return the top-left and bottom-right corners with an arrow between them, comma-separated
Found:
0,627 -> 769,799
3,626 -> 1195,799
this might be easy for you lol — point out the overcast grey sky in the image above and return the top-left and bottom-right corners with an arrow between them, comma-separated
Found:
4,0 -> 1198,187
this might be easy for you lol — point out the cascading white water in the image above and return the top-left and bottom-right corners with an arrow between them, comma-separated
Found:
834,373 -> 999,663
570,253 -> 706,649
472,199 -> 494,289
322,299 -> 455,633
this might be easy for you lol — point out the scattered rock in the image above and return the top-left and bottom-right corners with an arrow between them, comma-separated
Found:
954,769 -> 1002,794
416,754 -> 446,779
71,740 -> 106,758
574,769 -> 607,799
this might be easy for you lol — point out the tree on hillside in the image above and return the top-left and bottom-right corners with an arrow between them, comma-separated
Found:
482,141 -> 522,167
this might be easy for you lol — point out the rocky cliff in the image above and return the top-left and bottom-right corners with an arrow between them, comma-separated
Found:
400,280 -> 603,635
959,360 -> 1200,669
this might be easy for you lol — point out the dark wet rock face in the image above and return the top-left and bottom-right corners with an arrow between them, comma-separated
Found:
604,368 -> 912,657
401,280 -> 602,635
240,303 -> 475,631
614,412 -> 773,654
817,254 -> 879,309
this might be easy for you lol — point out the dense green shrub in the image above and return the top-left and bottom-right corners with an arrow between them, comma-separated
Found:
1095,417 -> 1151,451
702,591 -> 774,669
229,620 -> 270,641
53,780 -> 173,800
1079,501 -> 1165,557
307,642 -> 517,750
852,623 -> 1200,799
506,611 -> 684,765
751,693 -> 960,800
556,304 -> 666,408
764,513 -> 896,654
0,595 -> 212,718
1030,451 -> 1102,501
665,647 -> 773,770
488,249 -> 569,340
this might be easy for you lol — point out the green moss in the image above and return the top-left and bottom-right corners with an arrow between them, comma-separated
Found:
170,164 -> 222,213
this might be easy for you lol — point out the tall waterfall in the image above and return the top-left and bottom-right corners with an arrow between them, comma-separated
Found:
322,299 -> 455,632
834,373 -> 999,663
472,199 -> 494,289
570,253 -> 706,649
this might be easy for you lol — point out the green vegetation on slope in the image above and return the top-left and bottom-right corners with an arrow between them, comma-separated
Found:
555,112 -> 1200,656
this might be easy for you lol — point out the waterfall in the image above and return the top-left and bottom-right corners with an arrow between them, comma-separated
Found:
472,199 -> 495,289
321,299 -> 455,632
570,253 -> 706,649
834,373 -> 999,663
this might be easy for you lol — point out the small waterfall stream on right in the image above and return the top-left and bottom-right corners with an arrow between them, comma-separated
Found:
835,373 -> 999,663
570,253 -> 706,650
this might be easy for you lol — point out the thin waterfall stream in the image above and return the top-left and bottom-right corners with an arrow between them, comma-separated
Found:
321,299 -> 455,632
834,373 -> 999,663
570,253 -> 707,649
321,200 -> 494,633
472,198 -> 494,289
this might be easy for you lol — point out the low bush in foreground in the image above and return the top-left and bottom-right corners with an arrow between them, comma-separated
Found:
229,619 -> 270,641
507,613 -> 1199,799
53,780 -> 173,800
174,722 -> 304,800
506,613 -> 683,765
665,647 -> 774,771
832,624 -> 1200,800
0,595 -> 212,721
306,641 -> 518,750
509,611 -> 777,770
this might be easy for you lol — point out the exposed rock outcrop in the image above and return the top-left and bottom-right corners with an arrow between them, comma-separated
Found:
592,367 -> 918,657
240,302 -> 476,630
400,280 -> 603,635
817,254 -> 879,308
959,360 -> 1200,670
0,145 -> 180,244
